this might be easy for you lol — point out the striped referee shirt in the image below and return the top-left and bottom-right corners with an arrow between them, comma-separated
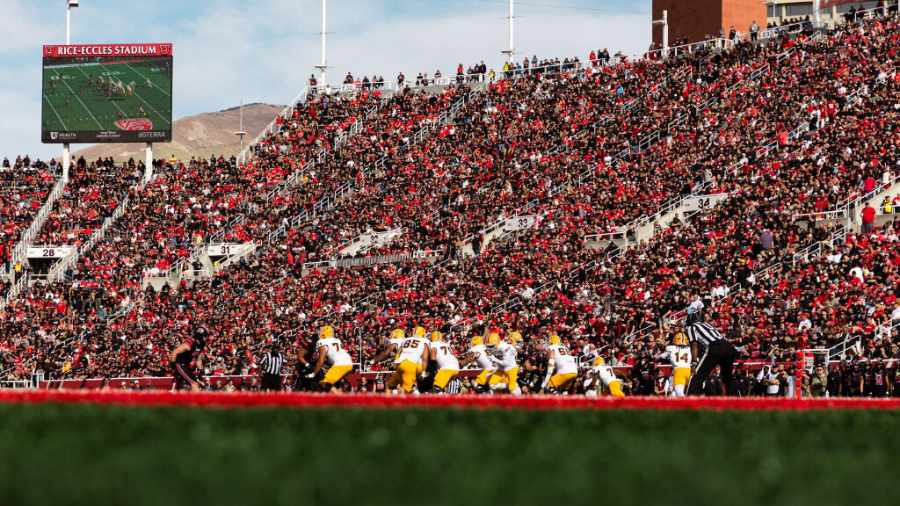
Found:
259,351 -> 284,375
685,322 -> 726,349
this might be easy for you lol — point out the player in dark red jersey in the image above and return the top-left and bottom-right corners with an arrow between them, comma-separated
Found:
169,327 -> 207,392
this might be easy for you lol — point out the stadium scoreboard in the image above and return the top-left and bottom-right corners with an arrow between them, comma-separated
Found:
41,43 -> 173,143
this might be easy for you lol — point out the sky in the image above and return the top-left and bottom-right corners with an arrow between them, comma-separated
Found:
1,0 -> 651,162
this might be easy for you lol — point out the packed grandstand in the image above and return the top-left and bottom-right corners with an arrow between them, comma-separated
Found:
1,8 -> 898,397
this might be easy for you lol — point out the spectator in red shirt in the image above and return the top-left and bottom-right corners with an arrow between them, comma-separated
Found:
861,204 -> 876,233
864,176 -> 876,193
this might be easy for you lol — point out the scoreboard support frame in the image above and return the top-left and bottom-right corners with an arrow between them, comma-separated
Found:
62,144 -> 70,182
145,143 -> 153,181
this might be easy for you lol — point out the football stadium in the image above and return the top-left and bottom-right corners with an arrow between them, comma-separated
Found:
2,0 -> 900,503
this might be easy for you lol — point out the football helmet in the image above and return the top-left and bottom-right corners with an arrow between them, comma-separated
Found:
549,333 -> 561,345
593,356 -> 606,367
319,325 -> 334,339
390,328 -> 405,339
430,331 -> 443,342
673,331 -> 689,346
471,335 -> 484,347
487,332 -> 501,346
414,326 -> 426,338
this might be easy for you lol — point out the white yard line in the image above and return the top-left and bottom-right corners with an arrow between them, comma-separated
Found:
42,94 -> 69,131
51,68 -> 104,130
131,89 -> 171,125
124,63 -> 171,97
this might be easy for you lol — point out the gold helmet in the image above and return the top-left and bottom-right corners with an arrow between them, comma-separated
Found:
319,325 -> 334,339
508,331 -> 523,345
390,328 -> 405,340
430,331 -> 443,342
673,331 -> 688,346
548,333 -> 561,346
471,335 -> 484,347
593,356 -> 606,367
487,332 -> 501,346
414,326 -> 426,338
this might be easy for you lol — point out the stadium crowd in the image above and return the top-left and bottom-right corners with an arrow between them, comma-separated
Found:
1,156 -> 59,298
0,12 -> 898,398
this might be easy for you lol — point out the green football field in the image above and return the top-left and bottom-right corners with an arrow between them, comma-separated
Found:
0,403 -> 898,506
41,59 -> 172,133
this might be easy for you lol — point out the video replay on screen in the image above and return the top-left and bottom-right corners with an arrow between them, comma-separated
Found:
41,43 -> 173,143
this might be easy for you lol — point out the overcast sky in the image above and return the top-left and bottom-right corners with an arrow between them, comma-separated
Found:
1,0 -> 650,162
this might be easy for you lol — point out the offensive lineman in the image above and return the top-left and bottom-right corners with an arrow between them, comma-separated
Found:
541,333 -> 579,394
372,327 -> 405,366
487,331 -> 523,395
389,327 -> 430,394
458,334 -> 495,393
656,330 -> 692,397
308,325 -> 353,393
428,331 -> 460,393
584,356 -> 625,398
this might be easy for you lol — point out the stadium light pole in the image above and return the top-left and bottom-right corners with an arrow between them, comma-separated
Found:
502,0 -> 515,64
652,10 -> 669,60
812,0 -> 821,28
234,99 -> 247,165
63,0 -> 79,182
315,0 -> 328,92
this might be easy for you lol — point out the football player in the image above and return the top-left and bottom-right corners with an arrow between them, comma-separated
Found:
487,331 -> 522,395
292,339 -> 317,391
308,325 -> 353,393
169,327 -> 207,392
541,333 -> 579,394
428,331 -> 459,393
372,328 -> 405,365
375,328 -> 406,391
656,330 -> 692,397
389,326 -> 430,394
584,356 -> 625,397
459,334 -> 494,393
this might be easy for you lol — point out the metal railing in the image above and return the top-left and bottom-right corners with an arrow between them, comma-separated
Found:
336,226 -> 405,256
842,172 -> 900,213
758,19 -> 816,41
644,38 -> 733,61
791,226 -> 847,265
612,184 -> 718,241
302,249 -> 441,274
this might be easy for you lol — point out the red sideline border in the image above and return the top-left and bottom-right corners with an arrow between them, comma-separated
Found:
2,389 -> 900,411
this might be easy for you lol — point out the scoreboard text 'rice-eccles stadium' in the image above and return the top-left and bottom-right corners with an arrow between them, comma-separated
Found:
41,43 -> 173,144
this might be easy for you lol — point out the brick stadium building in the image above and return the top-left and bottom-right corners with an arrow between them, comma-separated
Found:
652,0 -> 767,45
652,0 -> 892,45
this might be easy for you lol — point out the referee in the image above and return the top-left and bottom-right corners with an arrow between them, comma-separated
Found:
259,343 -> 285,392
685,307 -> 737,396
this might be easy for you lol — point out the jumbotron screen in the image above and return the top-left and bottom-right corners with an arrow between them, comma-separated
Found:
41,43 -> 173,143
